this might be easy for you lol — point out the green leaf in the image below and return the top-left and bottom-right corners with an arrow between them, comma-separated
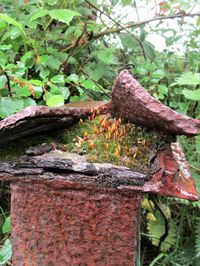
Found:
0,13 -> 25,36
46,95 -> 64,107
61,87 -> 70,99
13,85 -> 31,97
93,49 -> 117,64
172,72 -> 200,86
182,88 -> 200,101
0,51 -> 7,66
0,76 -> 7,89
147,210 -> 177,251
157,85 -> 168,95
30,9 -> 49,22
82,79 -> 99,91
21,51 -> 34,63
50,75 -> 65,84
152,70 -> 165,79
143,41 -> 156,60
23,98 -> 37,107
0,97 -> 24,118
0,239 -> 12,264
49,9 -> 81,25
0,44 -> 12,50
2,217 -> 11,234
65,74 -> 79,83
10,26 -> 21,40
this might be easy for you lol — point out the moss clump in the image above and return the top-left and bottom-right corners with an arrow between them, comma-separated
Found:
59,114 -> 166,173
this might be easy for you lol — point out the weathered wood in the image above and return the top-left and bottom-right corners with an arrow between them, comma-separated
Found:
111,70 -> 200,136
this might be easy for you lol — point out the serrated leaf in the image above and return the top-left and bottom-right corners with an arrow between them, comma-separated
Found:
2,217 -> 11,234
0,13 -> 25,36
49,9 -> 81,25
0,239 -> 12,264
50,75 -> 65,83
93,49 -> 116,64
30,9 -> 49,22
46,95 -> 64,107
157,85 -> 168,95
182,88 -> 200,101
172,72 -> 200,86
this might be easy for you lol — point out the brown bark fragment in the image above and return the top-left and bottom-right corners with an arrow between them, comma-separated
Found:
111,70 -> 200,136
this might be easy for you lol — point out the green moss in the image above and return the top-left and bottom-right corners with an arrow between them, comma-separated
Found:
0,134 -> 53,161
58,114 -> 166,173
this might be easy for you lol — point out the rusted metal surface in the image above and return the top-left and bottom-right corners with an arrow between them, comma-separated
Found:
111,70 -> 200,136
0,101 -> 109,145
11,182 -> 140,266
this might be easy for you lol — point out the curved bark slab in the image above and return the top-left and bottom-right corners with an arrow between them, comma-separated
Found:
111,70 -> 200,136
119,142 -> 198,201
0,101 -> 109,145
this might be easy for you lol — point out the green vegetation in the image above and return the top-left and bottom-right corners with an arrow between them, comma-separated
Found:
0,0 -> 199,265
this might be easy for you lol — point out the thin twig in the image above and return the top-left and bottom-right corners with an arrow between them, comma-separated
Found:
4,72 -> 12,97
85,0 -> 147,60
93,12 -> 200,39
59,23 -> 87,72
79,67 -> 111,98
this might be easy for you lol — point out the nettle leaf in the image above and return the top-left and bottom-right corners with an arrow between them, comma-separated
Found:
49,9 -> 81,25
0,13 -> 25,36
172,72 -> 200,86
0,239 -> 12,265
182,88 -> 200,101
46,95 -> 64,107
2,216 -> 11,234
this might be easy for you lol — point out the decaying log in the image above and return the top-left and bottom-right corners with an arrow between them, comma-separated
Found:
111,70 -> 200,136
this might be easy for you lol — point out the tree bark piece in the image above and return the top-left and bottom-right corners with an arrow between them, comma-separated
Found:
111,70 -> 200,136
0,101 -> 109,145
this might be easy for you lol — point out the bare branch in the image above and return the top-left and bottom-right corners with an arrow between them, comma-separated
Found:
93,12 -> 200,38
